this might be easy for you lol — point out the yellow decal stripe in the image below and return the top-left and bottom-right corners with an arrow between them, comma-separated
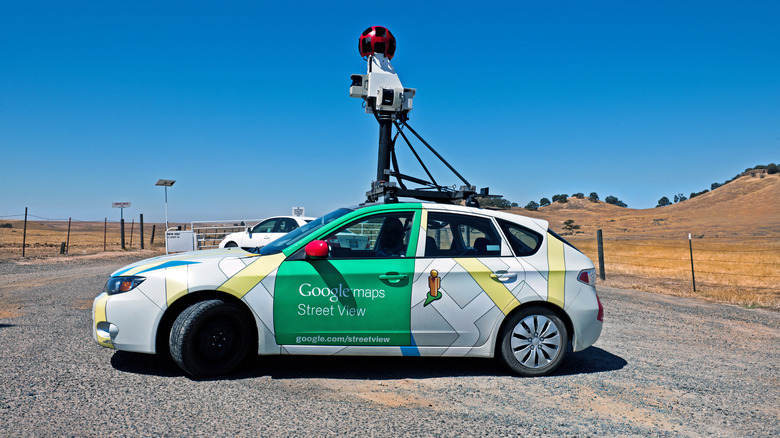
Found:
547,233 -> 566,308
165,266 -> 189,306
217,253 -> 286,298
454,258 -> 520,315
94,293 -> 114,348
420,208 -> 428,232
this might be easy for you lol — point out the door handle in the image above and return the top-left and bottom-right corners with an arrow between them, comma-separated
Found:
490,273 -> 517,282
379,273 -> 408,282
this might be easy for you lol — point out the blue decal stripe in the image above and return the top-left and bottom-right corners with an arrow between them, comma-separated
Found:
401,333 -> 420,357
134,260 -> 200,275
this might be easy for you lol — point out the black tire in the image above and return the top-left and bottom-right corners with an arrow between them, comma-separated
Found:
225,241 -> 238,248
498,306 -> 568,377
169,299 -> 254,377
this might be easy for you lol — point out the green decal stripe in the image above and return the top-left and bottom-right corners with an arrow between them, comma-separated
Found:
547,233 -> 566,307
217,253 -> 286,298
454,258 -> 520,315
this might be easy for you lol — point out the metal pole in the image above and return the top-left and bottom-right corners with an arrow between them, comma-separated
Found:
104,218 -> 107,252
597,229 -> 606,281
22,207 -> 28,258
140,214 -> 145,250
120,219 -> 126,250
376,112 -> 393,182
164,186 -> 169,232
129,219 -> 134,248
66,217 -> 71,255
689,233 -> 696,292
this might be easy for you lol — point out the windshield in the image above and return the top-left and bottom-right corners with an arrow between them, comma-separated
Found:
256,208 -> 353,255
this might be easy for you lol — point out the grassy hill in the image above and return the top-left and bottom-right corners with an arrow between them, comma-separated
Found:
509,172 -> 779,309
513,172 -> 780,240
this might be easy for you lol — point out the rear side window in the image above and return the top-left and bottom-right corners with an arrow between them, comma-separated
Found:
497,219 -> 543,256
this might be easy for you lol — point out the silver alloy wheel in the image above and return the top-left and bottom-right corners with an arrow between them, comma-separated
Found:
510,314 -> 562,369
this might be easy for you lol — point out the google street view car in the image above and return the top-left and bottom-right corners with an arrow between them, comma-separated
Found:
93,27 -> 603,377
93,202 -> 603,377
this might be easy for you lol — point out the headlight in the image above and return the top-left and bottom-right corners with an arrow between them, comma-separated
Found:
104,276 -> 146,295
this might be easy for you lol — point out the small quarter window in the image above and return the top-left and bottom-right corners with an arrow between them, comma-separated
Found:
497,219 -> 543,256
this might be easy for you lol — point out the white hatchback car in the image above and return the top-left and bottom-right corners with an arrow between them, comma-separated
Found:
219,216 -> 313,249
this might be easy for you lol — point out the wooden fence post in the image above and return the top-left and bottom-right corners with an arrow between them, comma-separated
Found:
66,217 -> 71,255
140,214 -> 145,250
22,207 -> 28,258
120,219 -> 126,250
103,218 -> 107,252
150,224 -> 156,245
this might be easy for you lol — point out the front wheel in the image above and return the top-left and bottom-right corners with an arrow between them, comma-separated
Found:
498,306 -> 568,377
169,299 -> 254,377
224,241 -> 238,248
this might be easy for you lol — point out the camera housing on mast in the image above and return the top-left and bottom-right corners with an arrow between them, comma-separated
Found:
350,60 -> 415,113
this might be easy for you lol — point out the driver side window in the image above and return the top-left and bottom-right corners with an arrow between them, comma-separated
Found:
323,212 -> 414,259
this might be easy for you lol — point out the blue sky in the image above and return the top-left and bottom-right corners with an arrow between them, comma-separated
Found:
2,1 -> 778,223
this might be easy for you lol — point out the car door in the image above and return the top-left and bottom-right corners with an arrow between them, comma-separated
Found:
410,210 -> 524,350
273,210 -> 418,347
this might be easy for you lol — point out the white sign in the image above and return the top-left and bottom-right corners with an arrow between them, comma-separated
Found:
166,230 -> 195,253
292,207 -> 305,217
112,202 -> 131,208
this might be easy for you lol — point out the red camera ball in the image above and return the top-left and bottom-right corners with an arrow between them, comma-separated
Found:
358,26 -> 396,59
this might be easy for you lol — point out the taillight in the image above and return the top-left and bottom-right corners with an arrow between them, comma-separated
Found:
577,268 -> 596,286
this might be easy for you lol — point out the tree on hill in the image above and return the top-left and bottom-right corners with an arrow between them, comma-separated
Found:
689,189 -> 709,199
656,196 -> 672,207
540,197 -> 551,207
480,197 -> 511,209
605,195 -> 628,207
524,201 -> 539,211
552,194 -> 568,203
573,193 -> 585,199
674,193 -> 687,203
562,219 -> 580,234
588,192 -> 599,202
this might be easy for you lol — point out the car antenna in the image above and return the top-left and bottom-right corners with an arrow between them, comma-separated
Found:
350,26 -> 499,207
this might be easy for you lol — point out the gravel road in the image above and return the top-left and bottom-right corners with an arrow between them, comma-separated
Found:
1,254 -> 778,437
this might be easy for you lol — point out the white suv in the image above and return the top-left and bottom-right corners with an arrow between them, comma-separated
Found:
219,216 -> 313,249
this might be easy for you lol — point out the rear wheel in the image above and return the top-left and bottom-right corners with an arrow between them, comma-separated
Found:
169,299 -> 254,377
499,306 -> 568,377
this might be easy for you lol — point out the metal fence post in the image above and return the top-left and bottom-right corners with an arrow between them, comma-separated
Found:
121,219 -> 125,250
689,233 -> 696,292
597,229 -> 606,281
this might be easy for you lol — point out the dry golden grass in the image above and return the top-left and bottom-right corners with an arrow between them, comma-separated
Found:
513,173 -> 780,310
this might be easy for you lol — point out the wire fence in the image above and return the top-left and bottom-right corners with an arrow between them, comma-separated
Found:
567,232 -> 779,308
2,211 -> 778,306
0,212 -> 175,259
